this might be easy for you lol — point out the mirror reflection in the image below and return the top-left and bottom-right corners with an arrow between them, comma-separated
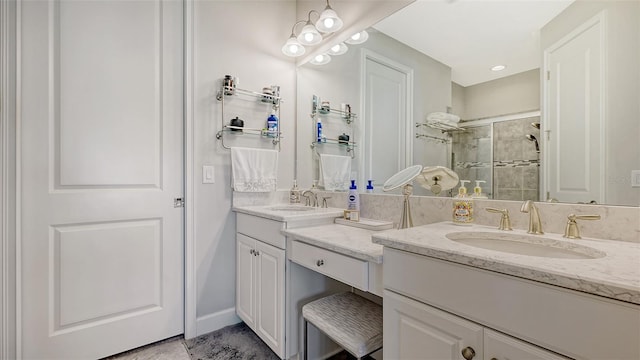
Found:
296,0 -> 639,207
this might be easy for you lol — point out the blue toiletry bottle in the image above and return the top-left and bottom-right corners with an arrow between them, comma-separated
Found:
348,180 -> 360,211
267,113 -> 278,138
316,118 -> 323,142
366,180 -> 374,193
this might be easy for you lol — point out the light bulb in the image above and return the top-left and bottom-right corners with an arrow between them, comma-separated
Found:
331,44 -> 340,52
345,30 -> 368,45
323,18 -> 335,29
304,33 -> 314,42
315,55 -> 324,62
289,44 -> 299,53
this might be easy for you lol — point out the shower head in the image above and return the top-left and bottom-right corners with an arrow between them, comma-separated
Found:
531,122 -> 540,129
526,134 -> 540,153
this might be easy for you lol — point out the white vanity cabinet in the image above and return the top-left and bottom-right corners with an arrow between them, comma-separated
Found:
384,290 -> 568,360
383,247 -> 640,360
236,217 -> 286,358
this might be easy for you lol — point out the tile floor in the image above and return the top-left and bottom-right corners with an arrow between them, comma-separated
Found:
104,336 -> 190,360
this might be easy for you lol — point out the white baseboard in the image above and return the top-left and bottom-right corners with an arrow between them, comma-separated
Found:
194,307 -> 241,338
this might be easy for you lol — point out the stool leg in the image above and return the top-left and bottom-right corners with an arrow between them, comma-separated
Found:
303,319 -> 308,360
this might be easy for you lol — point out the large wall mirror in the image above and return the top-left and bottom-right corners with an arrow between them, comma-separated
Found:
296,0 -> 639,207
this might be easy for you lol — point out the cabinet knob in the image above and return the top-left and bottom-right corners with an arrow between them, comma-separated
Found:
316,259 -> 324,267
249,249 -> 255,255
461,346 -> 476,360
254,250 -> 260,256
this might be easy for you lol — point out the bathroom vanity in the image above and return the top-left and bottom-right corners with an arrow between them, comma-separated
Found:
233,205 -> 344,359
373,223 -> 640,360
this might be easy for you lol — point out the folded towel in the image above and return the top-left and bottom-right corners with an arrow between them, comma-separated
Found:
319,154 -> 351,191
427,112 -> 460,124
231,147 -> 278,192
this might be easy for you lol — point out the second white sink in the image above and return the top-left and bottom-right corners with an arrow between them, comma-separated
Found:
446,232 -> 606,259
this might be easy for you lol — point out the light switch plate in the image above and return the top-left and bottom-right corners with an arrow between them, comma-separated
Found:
203,165 -> 215,184
632,170 -> 640,188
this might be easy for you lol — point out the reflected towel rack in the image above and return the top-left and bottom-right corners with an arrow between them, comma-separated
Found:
416,121 -> 465,132
415,133 -> 449,143
310,139 -> 356,159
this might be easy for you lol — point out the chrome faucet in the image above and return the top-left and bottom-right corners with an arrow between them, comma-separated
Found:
301,190 -> 318,207
520,200 -> 544,234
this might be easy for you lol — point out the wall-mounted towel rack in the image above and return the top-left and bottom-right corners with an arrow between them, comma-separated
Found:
310,139 -> 356,159
415,133 -> 449,144
215,78 -> 282,151
416,121 -> 465,133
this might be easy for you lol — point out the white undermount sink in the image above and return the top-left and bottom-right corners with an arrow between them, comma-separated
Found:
266,205 -> 317,212
445,232 -> 606,259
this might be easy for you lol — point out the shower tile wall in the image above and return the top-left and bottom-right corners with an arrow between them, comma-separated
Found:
493,117 -> 541,201
452,125 -> 492,197
452,116 -> 541,201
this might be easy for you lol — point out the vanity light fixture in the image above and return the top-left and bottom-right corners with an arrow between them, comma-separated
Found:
327,42 -> 348,56
282,20 -> 307,57
310,53 -> 331,65
345,30 -> 369,45
491,64 -> 506,71
315,0 -> 343,33
297,10 -> 323,46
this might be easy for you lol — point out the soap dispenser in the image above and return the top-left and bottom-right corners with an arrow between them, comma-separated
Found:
366,180 -> 374,193
453,180 -> 474,225
472,180 -> 488,199
345,180 -> 360,221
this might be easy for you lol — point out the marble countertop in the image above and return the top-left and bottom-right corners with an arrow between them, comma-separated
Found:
283,224 -> 386,264
233,204 -> 344,222
372,222 -> 640,305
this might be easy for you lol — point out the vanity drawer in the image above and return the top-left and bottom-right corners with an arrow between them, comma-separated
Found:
290,241 -> 369,291
237,213 -> 286,249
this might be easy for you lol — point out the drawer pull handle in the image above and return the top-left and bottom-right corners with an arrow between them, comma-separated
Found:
316,259 -> 324,267
461,346 -> 476,360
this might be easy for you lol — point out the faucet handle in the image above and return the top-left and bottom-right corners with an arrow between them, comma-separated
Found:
485,208 -> 513,231
321,197 -> 331,208
564,214 -> 601,239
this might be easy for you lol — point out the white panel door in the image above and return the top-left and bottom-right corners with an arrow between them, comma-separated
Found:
363,53 -> 411,188
384,290 -> 484,360
545,16 -> 604,204
20,0 -> 183,358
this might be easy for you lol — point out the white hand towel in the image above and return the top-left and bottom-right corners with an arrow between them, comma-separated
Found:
319,154 -> 351,191
231,147 -> 278,192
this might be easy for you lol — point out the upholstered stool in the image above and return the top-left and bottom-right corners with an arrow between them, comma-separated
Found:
302,292 -> 383,359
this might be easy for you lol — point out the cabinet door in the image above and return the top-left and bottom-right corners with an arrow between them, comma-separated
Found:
255,240 -> 286,358
384,290 -> 484,360
236,234 -> 256,329
484,329 -> 569,360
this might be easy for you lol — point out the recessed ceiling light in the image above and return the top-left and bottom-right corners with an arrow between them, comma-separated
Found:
491,65 -> 506,72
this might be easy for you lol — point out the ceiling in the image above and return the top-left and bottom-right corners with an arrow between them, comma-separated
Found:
373,0 -> 574,87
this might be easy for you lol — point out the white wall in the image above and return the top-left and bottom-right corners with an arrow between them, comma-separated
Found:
541,0 -> 640,206
192,0 -> 297,334
458,69 -> 540,120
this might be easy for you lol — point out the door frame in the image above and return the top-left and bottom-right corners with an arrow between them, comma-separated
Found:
2,0 -> 198,355
359,49 -> 414,187
1,0 -> 17,358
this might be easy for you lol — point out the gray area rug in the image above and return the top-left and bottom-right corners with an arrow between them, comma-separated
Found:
185,322 -> 360,360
